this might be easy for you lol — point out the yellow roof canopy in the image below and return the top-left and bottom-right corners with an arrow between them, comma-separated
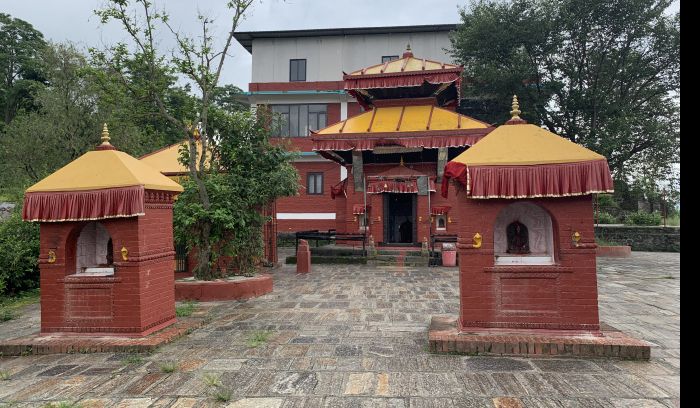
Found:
315,105 -> 489,135
27,149 -> 183,193
347,49 -> 460,76
450,123 -> 605,166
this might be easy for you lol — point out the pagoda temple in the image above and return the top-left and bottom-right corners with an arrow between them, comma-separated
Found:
311,46 -> 493,245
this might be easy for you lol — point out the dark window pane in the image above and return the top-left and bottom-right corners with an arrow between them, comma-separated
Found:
382,55 -> 399,63
290,59 -> 306,81
290,105 -> 299,136
319,113 -> 326,129
316,174 -> 322,194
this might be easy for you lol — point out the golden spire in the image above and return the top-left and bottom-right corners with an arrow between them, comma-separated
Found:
406,43 -> 411,52
510,95 -> 522,120
400,156 -> 405,166
100,123 -> 111,145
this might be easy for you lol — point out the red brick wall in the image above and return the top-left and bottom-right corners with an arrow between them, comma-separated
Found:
38,190 -> 177,336
347,102 -> 364,118
276,161 -> 343,233
455,195 -> 600,333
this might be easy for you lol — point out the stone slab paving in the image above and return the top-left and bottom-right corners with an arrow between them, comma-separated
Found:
0,252 -> 679,407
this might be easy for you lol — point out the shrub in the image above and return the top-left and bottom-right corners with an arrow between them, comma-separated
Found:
0,205 -> 40,296
596,212 -> 617,224
625,211 -> 662,226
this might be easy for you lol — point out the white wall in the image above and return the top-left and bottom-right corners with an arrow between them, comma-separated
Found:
251,32 -> 454,83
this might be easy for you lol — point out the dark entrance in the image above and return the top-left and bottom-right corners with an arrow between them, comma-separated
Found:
383,193 -> 417,244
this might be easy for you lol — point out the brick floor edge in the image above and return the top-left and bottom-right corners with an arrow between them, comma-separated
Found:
175,274 -> 273,301
428,315 -> 651,360
0,314 -> 206,356
596,245 -> 633,257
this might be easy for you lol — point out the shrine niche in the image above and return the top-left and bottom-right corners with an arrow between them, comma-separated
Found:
494,202 -> 554,265
23,124 -> 183,336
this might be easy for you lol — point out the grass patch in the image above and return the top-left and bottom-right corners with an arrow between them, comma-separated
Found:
202,373 -> 222,388
213,388 -> 232,402
175,301 -> 197,317
247,330 -> 272,348
0,370 -> 10,380
121,354 -> 144,365
41,403 -> 81,408
0,289 -> 40,322
666,214 -> 680,226
159,361 -> 178,373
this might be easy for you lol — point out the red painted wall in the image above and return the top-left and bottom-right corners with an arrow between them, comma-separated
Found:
38,190 -> 177,336
455,195 -> 600,333
276,161 -> 343,233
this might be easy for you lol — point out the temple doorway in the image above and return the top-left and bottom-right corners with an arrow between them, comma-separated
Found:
383,193 -> 417,244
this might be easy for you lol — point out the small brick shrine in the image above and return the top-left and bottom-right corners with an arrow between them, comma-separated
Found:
432,97 -> 650,358
22,124 -> 184,336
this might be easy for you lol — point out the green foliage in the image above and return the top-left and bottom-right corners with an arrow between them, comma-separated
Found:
596,238 -> 621,246
625,211 -> 662,226
213,388 -> 232,402
0,288 -> 40,321
121,354 -> 144,365
596,212 -> 618,224
175,301 -> 197,317
666,213 -> 680,226
159,361 -> 178,373
0,370 -> 9,380
247,330 -> 272,348
450,0 -> 680,188
0,13 -> 48,125
202,373 -> 222,388
0,207 -> 39,297
174,109 -> 299,279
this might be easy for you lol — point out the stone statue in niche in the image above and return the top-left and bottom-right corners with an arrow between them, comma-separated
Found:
506,221 -> 530,254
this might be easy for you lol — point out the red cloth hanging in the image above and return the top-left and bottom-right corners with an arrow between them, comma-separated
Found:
430,206 -> 451,215
352,204 -> 370,214
441,160 -> 614,199
23,186 -> 146,222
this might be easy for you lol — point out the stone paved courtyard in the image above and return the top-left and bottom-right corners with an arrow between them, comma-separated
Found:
0,252 -> 679,407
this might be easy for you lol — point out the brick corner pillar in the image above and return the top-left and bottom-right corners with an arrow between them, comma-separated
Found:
296,239 -> 311,274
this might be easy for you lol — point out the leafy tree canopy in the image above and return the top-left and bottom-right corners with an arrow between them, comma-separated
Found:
450,0 -> 680,192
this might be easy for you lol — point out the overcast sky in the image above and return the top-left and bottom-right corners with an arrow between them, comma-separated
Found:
1,0 -> 472,90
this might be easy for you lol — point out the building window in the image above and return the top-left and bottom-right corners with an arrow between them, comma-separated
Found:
435,215 -> 447,231
290,59 -> 306,82
382,55 -> 399,63
307,173 -> 323,195
271,104 -> 327,137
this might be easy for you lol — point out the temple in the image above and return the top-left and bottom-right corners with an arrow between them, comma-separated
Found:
311,46 -> 493,245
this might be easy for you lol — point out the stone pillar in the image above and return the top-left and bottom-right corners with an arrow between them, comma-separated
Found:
296,239 -> 311,274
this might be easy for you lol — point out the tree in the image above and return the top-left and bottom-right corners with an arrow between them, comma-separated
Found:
93,0 -> 293,279
0,13 -> 47,125
0,43 -> 158,194
450,0 -> 680,187
174,109 -> 299,277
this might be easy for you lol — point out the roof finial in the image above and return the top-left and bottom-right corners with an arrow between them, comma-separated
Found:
400,156 -> 405,166
510,95 -> 521,120
402,44 -> 413,58
101,123 -> 111,145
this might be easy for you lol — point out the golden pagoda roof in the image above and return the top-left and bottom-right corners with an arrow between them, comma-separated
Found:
140,140 -> 207,175
450,123 -> 605,166
315,104 -> 490,135
27,149 -> 183,193
347,49 -> 460,76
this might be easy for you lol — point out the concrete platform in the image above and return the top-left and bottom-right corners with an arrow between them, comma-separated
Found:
428,315 -> 651,360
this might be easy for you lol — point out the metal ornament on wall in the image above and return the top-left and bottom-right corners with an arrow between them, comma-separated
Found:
47,250 -> 57,264
121,246 -> 129,261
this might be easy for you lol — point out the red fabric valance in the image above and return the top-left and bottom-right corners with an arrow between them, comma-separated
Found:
313,133 -> 485,152
366,178 -> 436,194
330,179 -> 348,199
344,71 -> 461,91
23,186 -> 145,222
352,204 -> 371,214
441,160 -> 614,199
431,206 -> 451,215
